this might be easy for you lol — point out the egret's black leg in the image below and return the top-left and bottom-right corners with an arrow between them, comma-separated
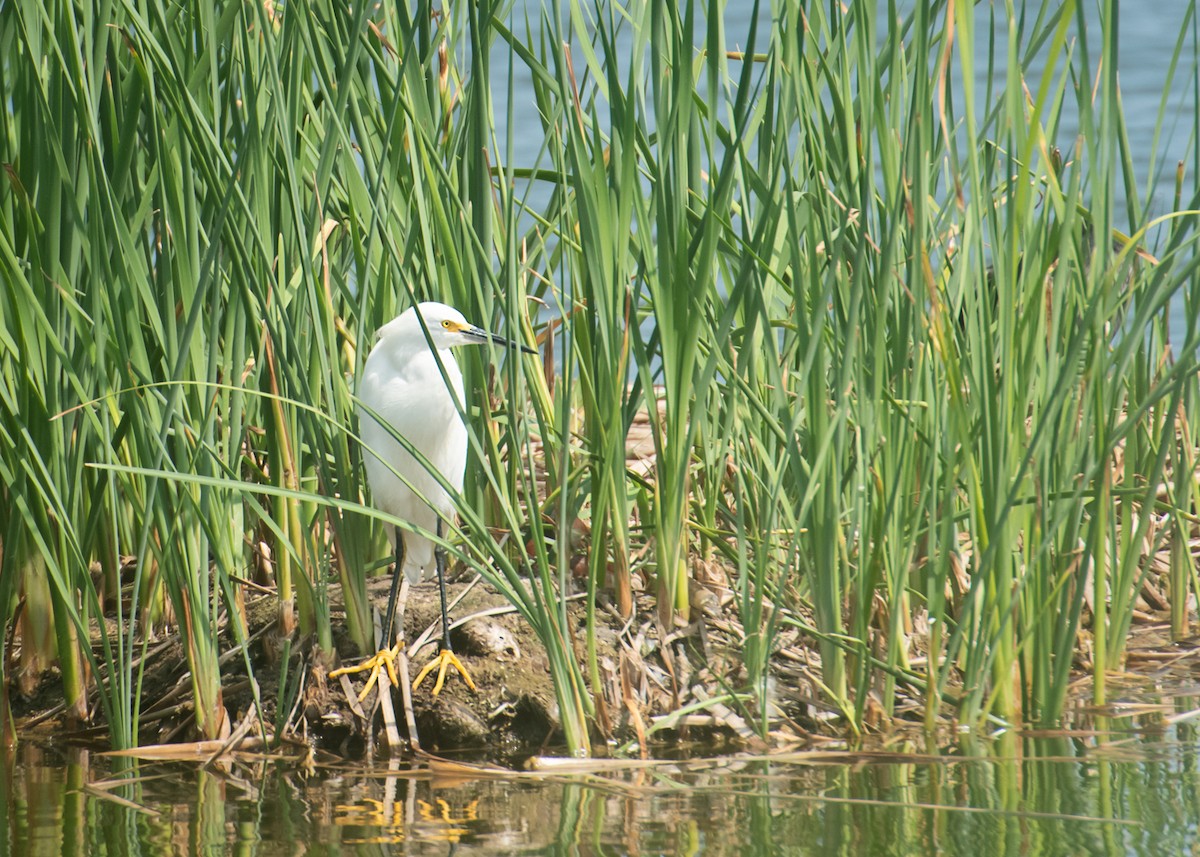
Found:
329,525 -> 407,698
412,518 -> 478,695
380,525 -> 405,651
434,518 -> 452,653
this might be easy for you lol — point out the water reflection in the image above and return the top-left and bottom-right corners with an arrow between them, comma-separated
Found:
3,727 -> 1197,855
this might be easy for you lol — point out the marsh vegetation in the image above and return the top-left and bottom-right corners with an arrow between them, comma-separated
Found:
2,0 -> 1200,761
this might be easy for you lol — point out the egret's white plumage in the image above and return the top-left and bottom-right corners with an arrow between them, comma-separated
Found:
340,300 -> 531,698
358,302 -> 480,581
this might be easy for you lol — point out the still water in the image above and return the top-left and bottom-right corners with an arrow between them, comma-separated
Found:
5,722 -> 1200,855
496,0 -> 1197,209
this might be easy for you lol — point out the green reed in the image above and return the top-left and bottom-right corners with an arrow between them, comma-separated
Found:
2,0 -> 1200,753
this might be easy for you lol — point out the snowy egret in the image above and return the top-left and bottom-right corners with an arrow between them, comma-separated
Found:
333,301 -> 534,698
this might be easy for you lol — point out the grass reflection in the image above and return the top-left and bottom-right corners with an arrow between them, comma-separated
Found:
3,730 -> 1196,855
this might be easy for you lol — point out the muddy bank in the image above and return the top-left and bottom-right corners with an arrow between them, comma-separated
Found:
17,546 -> 1196,761
9,565 -> 824,761
306,570 -> 821,759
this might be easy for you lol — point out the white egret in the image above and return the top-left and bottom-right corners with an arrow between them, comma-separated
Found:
333,301 -> 534,698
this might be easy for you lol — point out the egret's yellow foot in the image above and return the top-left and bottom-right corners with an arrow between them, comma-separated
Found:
413,648 -> 478,697
330,641 -> 403,702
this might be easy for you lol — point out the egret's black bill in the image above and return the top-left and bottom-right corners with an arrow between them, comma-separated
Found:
495,335 -> 538,355
466,326 -> 538,354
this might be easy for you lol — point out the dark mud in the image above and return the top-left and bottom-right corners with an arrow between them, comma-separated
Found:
10,562 -> 821,762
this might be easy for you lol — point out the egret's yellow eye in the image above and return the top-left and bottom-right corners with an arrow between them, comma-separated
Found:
442,320 -> 452,329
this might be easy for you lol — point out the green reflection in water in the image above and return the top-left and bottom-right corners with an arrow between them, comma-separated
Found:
2,728 -> 1197,856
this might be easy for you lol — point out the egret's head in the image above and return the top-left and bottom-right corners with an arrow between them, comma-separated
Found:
409,302 -> 486,348
387,301 -> 536,354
